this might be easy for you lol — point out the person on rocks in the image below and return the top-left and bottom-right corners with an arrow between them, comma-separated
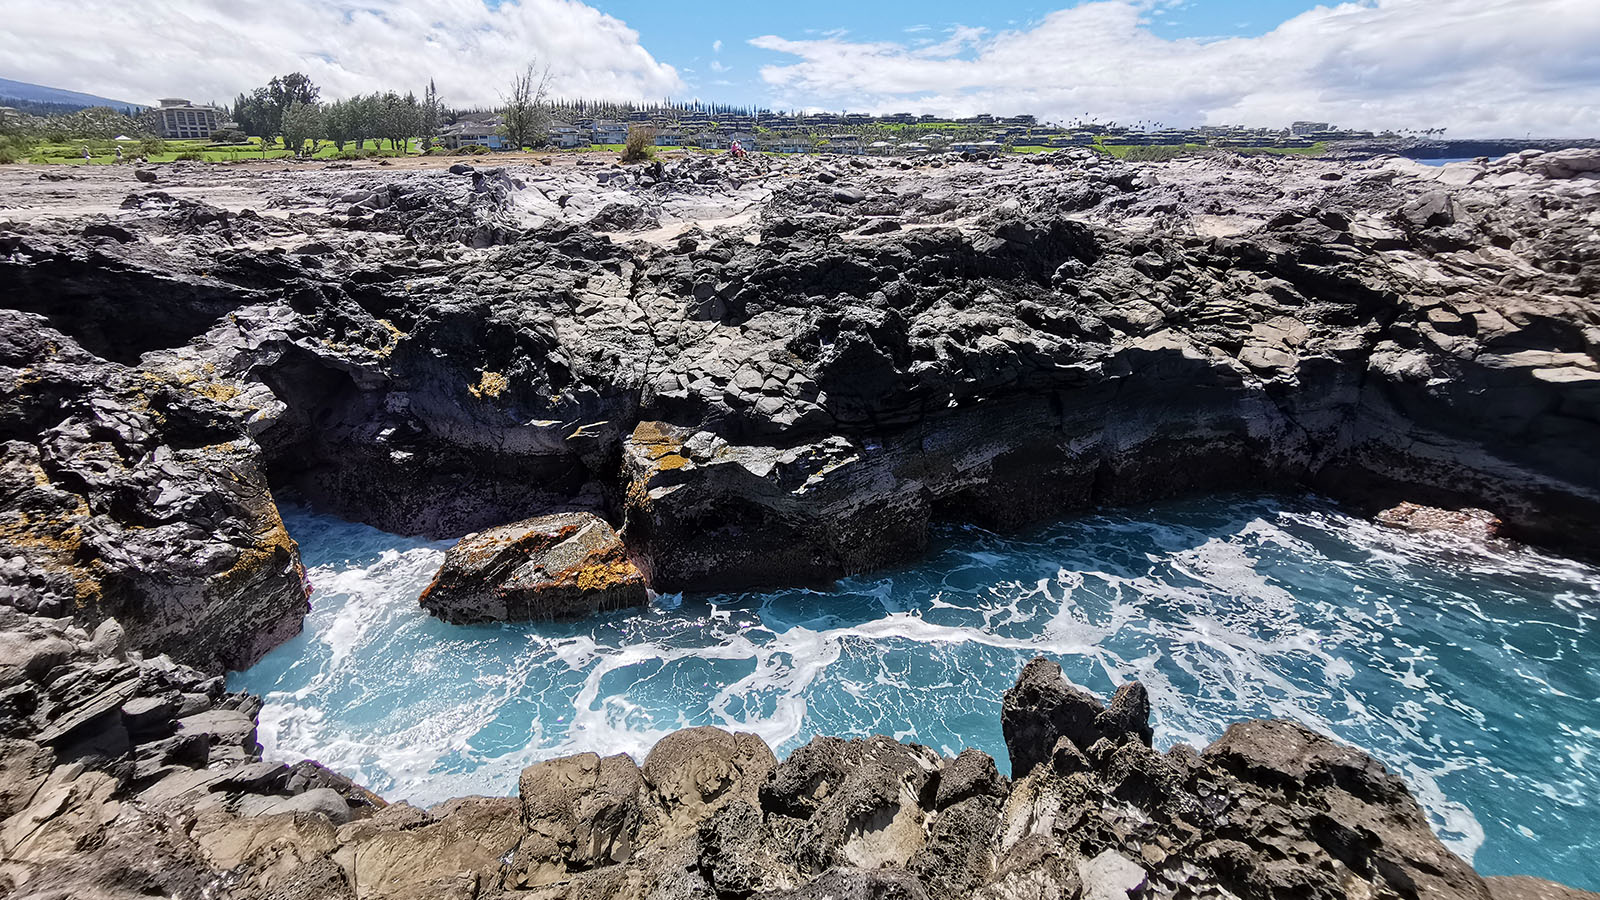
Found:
81,145 -> 91,162
729,140 -> 747,159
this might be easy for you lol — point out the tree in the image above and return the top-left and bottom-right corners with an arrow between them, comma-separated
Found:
421,79 -> 441,150
280,100 -> 325,156
501,63 -> 551,150
324,98 -> 356,151
266,73 -> 320,113
374,92 -> 421,151
234,74 -> 320,144
233,89 -> 278,140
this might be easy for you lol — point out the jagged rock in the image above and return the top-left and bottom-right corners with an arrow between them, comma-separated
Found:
1202,718 -> 1490,900
1001,657 -> 1152,779
418,512 -> 647,623
764,735 -> 942,873
332,796 -> 522,899
1376,502 -> 1503,541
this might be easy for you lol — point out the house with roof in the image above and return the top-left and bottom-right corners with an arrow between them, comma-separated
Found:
549,122 -> 588,148
591,121 -> 629,145
441,119 -> 507,150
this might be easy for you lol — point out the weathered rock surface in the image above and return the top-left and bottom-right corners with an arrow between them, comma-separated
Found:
1376,501 -> 1503,541
2,647 -> 1563,900
3,150 -> 1599,661
0,151 -> 1596,896
418,511 -> 646,623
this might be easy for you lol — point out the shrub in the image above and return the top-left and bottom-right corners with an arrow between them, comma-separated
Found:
622,125 -> 655,162
174,151 -> 206,161
140,138 -> 166,157
0,148 -> 19,164
210,127 -> 247,144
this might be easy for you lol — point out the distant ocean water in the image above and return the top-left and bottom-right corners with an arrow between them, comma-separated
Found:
1415,156 -> 1480,166
231,494 -> 1600,890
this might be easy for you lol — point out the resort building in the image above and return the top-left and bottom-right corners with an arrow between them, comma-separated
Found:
155,99 -> 219,139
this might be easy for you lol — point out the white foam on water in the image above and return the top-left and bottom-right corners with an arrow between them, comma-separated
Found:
231,497 -> 1600,886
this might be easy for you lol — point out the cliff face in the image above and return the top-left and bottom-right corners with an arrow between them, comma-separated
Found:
0,148 -> 1597,898
4,148 -> 1596,657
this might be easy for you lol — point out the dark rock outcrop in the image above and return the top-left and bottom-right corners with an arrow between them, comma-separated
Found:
418,511 -> 646,623
8,150 -> 1599,660
2,648 -> 1555,900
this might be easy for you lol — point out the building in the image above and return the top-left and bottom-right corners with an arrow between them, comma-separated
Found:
549,122 -> 589,149
441,119 -> 506,150
154,99 -> 219,139
591,121 -> 629,145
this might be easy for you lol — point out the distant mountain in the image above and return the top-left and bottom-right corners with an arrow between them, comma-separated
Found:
0,77 -> 145,113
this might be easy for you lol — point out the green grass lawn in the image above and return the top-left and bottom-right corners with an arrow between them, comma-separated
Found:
20,137 -> 421,164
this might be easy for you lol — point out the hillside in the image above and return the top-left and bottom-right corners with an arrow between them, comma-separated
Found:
0,75 -> 145,113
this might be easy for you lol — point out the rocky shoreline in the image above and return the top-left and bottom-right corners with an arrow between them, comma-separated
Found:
3,611 -> 1591,900
1,147 -> 1598,896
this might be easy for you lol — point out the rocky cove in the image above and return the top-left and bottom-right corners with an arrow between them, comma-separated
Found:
1,145 -> 1598,899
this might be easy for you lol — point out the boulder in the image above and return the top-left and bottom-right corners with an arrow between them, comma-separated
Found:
641,725 -> 777,839
514,751 -> 649,887
241,787 -> 354,825
332,796 -> 523,899
419,512 -> 647,623
1376,502 -> 1502,541
1203,718 -> 1491,900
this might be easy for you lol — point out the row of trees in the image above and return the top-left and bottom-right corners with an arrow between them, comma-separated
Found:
232,73 -> 446,154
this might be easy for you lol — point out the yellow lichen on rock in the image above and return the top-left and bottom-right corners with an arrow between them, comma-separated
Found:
469,370 -> 511,399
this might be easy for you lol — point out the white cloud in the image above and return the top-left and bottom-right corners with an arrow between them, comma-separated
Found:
751,0 -> 1600,136
711,60 -> 731,73
713,39 -> 724,53
0,0 -> 684,107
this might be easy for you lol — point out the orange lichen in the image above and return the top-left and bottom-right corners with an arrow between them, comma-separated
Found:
573,557 -> 643,592
209,505 -> 302,593
654,453 -> 689,471
469,370 -> 511,399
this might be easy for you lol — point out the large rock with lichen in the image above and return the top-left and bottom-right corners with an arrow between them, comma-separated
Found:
418,511 -> 646,623
0,310 -> 307,673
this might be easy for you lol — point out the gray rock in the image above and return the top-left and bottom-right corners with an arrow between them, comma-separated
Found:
243,787 -> 354,824
419,512 -> 647,623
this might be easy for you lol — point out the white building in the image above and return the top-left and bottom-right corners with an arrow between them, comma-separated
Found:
154,99 -> 219,140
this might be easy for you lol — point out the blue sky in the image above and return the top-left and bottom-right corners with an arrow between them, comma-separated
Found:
3,0 -> 1598,136
594,0 -> 1325,104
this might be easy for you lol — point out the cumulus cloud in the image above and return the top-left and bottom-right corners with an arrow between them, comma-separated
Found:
0,0 -> 684,107
752,0 -> 1600,136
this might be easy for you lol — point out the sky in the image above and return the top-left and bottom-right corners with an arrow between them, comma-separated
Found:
0,0 -> 1597,137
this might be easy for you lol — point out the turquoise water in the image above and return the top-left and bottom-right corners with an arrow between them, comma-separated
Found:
231,494 -> 1600,889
